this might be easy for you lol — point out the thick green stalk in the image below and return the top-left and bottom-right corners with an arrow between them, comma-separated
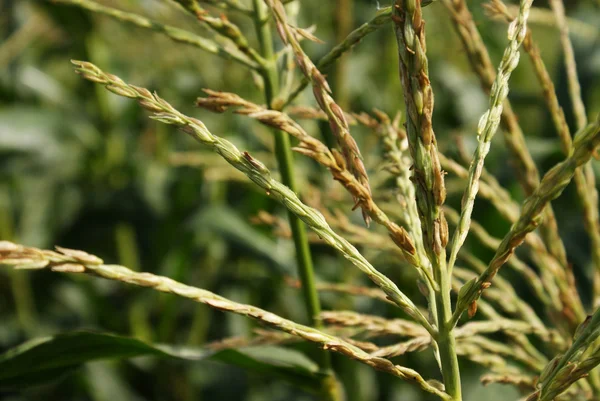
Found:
436,268 -> 462,400
251,0 -> 334,384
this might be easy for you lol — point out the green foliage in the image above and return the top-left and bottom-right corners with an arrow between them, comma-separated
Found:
1,0 -> 600,400
0,331 -> 322,391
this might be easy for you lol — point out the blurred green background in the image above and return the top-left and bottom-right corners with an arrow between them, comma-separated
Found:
0,0 -> 599,400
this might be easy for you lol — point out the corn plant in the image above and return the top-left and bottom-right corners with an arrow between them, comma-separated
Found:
1,0 -> 600,400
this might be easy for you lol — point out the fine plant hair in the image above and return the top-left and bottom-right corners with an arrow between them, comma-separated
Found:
2,0 -> 600,400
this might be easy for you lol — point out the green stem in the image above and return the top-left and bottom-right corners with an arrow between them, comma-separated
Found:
0,188 -> 37,336
251,0 -> 335,386
435,269 -> 462,401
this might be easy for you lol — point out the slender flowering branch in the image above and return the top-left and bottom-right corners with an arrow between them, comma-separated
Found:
527,308 -> 600,401
440,154 -> 520,222
446,0 -> 533,275
360,111 -> 429,270
197,0 -> 253,15
247,0 -> 333,384
0,241 -> 451,401
265,0 -> 372,226
485,0 -> 600,311
442,154 -> 580,334
196,90 -> 432,280
52,0 -> 259,70
440,155 -> 575,323
320,311 -> 429,338
322,310 -> 553,373
282,6 -> 393,107
500,4 -> 599,39
281,0 -> 442,107
321,310 -> 557,345
306,9 -> 391,76
392,0 -> 448,271
444,206 -> 553,312
286,279 -> 392,305
358,110 -> 439,328
442,0 -> 571,277
548,0 -> 587,131
173,0 -> 265,66
392,0 -> 460,398
441,0 -> 537,193
483,0 -> 571,152
70,61 -> 435,334
451,275 -> 552,371
20,0 -> 600,398
442,0 -> 585,329
457,263 -> 538,322
453,117 -> 600,327
546,0 -> 600,312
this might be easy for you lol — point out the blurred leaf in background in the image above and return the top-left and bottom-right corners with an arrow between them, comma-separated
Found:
0,0 -> 598,400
